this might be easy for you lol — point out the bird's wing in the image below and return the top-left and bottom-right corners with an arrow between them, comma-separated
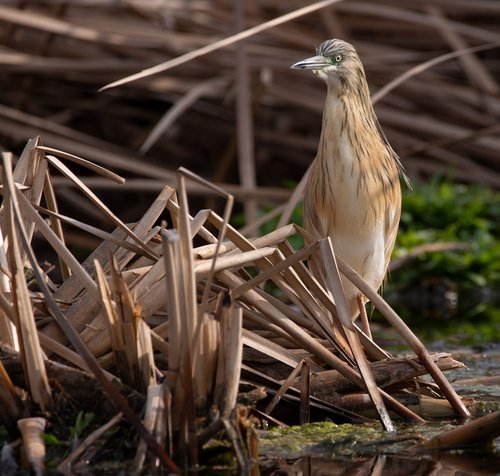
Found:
383,185 -> 402,275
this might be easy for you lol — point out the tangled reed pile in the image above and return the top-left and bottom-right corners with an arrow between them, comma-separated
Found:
1,0 -> 499,472
1,139 -> 495,473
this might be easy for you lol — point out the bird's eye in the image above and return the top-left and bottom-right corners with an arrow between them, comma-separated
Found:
328,54 -> 343,65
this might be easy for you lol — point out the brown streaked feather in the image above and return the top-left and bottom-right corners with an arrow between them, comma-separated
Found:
301,39 -> 406,320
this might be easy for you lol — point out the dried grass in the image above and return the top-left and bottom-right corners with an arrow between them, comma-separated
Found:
0,1 -> 498,234
0,138 -> 478,472
0,0 -> 498,471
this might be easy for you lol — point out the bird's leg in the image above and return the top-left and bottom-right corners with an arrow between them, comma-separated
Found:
357,294 -> 372,339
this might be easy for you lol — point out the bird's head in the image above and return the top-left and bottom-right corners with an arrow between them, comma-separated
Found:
291,39 -> 363,89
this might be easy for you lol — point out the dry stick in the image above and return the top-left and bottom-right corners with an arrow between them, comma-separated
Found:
49,176 -> 292,202
176,168 -> 234,320
177,170 -> 206,345
427,6 -> 499,96
134,385 -> 165,473
214,301 -> 243,417
43,168 -> 71,280
279,237 -> 390,362
36,146 -> 125,184
2,153 -> 51,412
36,332 -> 119,380
277,239 -> 385,362
235,0 -> 257,226
241,238 -> 353,363
11,137 -> 39,185
243,307 -> 303,345
218,269 -> 423,423
44,188 -> 173,344
0,5 -> 164,48
0,228 -> 17,349
309,353 -> 464,399
17,417 -> 46,476
336,257 -> 470,418
140,77 -> 229,154
231,242 -> 319,299
34,204 -> 149,256
400,123 -> 500,163
421,410 -> 500,450
270,246 -> 354,362
207,213 -> 350,359
193,315 -> 219,409
161,229 -> 183,420
320,238 -> 394,432
239,201 -> 286,237
241,328 -> 323,373
80,254 -> 167,357
0,105 -> 175,181
11,210 -> 179,473
161,224 -> 198,465
194,223 -> 298,259
190,209 -> 212,239
264,360 -> 305,415
389,242 -> 471,272
299,361 -> 311,425
94,260 -> 133,383
22,144 -> 47,247
101,0 -> 345,90
109,255 -> 145,388
57,413 -> 123,474
14,190 -> 101,302
277,166 -> 310,228
339,2 -> 500,43
194,247 -> 277,276
371,41 -> 500,105
45,154 -> 157,260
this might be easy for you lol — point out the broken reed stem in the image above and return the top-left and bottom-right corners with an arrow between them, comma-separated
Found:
1,152 -> 51,412
8,194 -> 178,472
175,170 -> 198,359
134,385 -> 165,473
0,228 -> 17,349
336,256 -> 470,418
264,360 -> 305,415
176,167 -> 234,320
42,167 -> 71,280
18,417 -> 46,476
299,361 -> 311,425
45,154 -> 158,260
320,238 -> 394,432
162,229 -> 182,406
206,213 -> 350,359
421,410 -> 500,450
218,269 -> 423,423
214,301 -> 243,417
15,189 -> 101,302
57,413 -> 123,475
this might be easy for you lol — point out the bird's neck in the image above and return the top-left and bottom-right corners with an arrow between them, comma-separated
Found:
319,80 -> 380,158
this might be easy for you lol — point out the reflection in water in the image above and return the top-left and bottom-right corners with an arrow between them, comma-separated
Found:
263,453 -> 500,475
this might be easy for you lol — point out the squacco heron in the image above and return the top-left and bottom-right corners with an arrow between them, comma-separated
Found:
292,39 -> 408,335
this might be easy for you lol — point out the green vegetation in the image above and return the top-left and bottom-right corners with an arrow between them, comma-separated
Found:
384,179 -> 500,343
42,411 -> 95,449
245,178 -> 499,344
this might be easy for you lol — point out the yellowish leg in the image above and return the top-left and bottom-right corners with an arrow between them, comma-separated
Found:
357,295 -> 372,339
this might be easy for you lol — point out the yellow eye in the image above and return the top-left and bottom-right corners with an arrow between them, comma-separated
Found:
328,54 -> 343,65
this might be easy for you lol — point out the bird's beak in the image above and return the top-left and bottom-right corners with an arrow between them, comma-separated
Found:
290,55 -> 329,70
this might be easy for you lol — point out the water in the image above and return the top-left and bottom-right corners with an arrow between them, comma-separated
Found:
258,344 -> 500,475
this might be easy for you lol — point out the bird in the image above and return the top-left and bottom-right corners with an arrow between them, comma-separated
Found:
291,39 -> 408,336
